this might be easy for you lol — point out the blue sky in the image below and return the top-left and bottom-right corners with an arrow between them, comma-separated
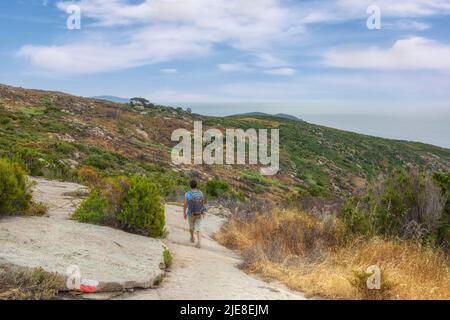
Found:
1,1 -> 450,124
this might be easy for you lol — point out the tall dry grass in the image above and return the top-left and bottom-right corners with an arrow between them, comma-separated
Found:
215,209 -> 450,300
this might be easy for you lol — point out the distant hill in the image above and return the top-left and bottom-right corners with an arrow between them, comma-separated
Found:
234,112 -> 302,121
92,95 -> 130,104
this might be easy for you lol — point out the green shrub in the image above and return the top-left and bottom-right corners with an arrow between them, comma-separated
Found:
341,199 -> 370,236
204,178 -> 231,199
0,115 -> 11,125
51,142 -> 76,155
42,97 -> 58,113
163,248 -> 173,269
13,147 -> 45,176
72,190 -> 109,224
86,154 -> 110,170
73,174 -> 165,238
341,170 -> 448,247
0,159 -> 32,215
118,176 -> 165,237
40,159 -> 78,182
26,202 -> 48,217
240,171 -> 270,186
432,172 -> 450,247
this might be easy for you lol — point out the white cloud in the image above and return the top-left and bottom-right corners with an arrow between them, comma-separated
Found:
161,68 -> 177,74
336,0 -> 450,17
19,0 -> 300,75
323,37 -> 450,70
386,20 -> 431,31
253,53 -> 289,68
218,53 -> 294,75
263,68 -> 296,76
296,0 -> 450,25
18,26 -> 210,74
218,63 -> 249,72
18,0 -> 450,75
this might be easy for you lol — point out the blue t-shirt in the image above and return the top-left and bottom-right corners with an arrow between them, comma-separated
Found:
185,190 -> 204,216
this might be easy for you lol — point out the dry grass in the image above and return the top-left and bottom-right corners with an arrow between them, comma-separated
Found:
215,209 -> 450,300
0,265 -> 64,300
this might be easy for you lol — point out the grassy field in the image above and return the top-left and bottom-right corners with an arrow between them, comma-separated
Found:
216,209 -> 450,300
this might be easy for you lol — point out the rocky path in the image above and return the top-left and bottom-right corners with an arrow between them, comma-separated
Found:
120,205 -> 306,300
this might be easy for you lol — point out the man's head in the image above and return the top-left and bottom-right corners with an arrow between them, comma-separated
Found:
190,180 -> 198,189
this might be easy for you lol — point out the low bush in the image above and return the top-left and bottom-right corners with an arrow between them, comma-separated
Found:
119,176 -> 165,237
72,175 -> 165,237
341,170 -> 448,247
78,166 -> 102,188
13,147 -> 45,176
216,209 -> 450,300
216,209 -> 346,262
72,190 -> 109,225
0,266 -> 64,300
432,172 -> 450,247
204,178 -> 231,199
26,202 -> 48,217
0,159 -> 32,215
163,248 -> 173,269
86,154 -> 110,170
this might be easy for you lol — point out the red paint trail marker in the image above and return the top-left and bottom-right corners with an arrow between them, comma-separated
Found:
79,279 -> 99,293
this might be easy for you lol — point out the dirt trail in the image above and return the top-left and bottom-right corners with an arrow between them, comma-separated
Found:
120,205 -> 306,300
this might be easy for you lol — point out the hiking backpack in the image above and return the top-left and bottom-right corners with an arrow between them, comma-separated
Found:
188,191 -> 205,217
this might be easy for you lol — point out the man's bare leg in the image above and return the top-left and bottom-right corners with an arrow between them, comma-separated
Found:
190,230 -> 195,243
196,231 -> 201,248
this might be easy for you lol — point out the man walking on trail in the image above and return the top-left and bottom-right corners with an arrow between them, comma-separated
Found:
183,180 -> 205,248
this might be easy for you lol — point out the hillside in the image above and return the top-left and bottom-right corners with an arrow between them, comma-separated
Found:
1,83 -> 449,204
91,96 -> 130,104
233,112 -> 302,121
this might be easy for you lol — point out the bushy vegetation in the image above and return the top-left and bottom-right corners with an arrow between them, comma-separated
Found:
202,178 -> 245,201
0,159 -> 32,215
72,190 -> 109,225
73,169 -> 165,237
118,176 -> 165,237
217,170 -> 450,299
204,178 -> 231,199
432,172 -> 450,247
217,209 -> 450,300
341,170 -> 449,248
0,265 -> 64,300
13,147 -> 45,176
163,248 -> 173,269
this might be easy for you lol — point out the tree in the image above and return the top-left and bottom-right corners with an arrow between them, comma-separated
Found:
130,97 -> 154,108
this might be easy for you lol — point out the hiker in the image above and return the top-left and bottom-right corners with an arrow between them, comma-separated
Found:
183,180 -> 205,248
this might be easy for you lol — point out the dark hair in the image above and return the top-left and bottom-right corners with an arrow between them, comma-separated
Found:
190,180 -> 198,189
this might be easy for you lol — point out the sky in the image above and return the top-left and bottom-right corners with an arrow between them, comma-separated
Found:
0,0 -> 450,147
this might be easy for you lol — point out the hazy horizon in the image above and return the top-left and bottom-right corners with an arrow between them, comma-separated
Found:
183,102 -> 450,149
